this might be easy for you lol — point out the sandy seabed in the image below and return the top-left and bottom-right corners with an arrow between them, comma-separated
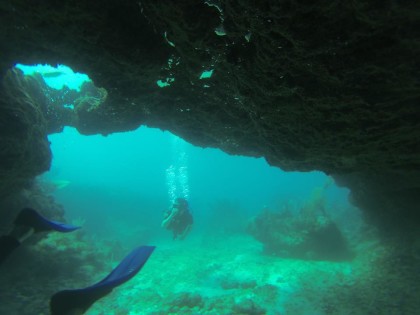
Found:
85,233 -> 369,315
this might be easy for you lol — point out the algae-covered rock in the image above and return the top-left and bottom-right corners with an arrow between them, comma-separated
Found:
247,186 -> 353,261
166,292 -> 204,313
232,298 -> 266,315
0,69 -> 51,197
248,208 -> 352,261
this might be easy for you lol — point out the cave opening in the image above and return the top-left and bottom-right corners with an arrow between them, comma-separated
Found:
14,63 -> 363,243
2,63 -> 384,315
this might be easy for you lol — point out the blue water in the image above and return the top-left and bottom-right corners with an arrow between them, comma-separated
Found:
42,125 -> 352,240
16,63 -> 89,90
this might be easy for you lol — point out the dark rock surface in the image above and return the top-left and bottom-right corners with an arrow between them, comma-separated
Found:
0,69 -> 52,197
0,1 -> 419,238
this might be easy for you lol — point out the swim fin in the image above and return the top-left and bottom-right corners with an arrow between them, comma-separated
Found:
0,209 -> 80,265
50,245 -> 156,315
14,208 -> 80,233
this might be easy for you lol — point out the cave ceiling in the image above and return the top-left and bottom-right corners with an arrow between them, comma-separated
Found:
0,0 -> 417,172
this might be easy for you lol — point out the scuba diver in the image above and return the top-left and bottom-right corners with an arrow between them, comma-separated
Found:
0,207 -> 155,315
162,197 -> 193,240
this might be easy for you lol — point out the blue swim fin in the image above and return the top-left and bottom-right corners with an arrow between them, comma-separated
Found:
14,208 -> 80,233
50,245 -> 156,315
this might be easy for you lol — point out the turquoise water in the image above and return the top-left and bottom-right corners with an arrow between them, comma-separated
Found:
16,63 -> 90,91
6,64 -> 373,315
42,126 -> 351,240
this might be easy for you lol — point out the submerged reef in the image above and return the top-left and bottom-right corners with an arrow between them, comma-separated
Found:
247,205 -> 353,261
247,188 -> 352,261
247,209 -> 351,261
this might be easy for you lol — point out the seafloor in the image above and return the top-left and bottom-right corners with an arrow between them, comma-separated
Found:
1,227 -> 415,315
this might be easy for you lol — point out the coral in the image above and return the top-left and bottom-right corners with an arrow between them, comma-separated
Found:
165,292 -> 204,314
74,82 -> 107,114
232,298 -> 266,315
247,186 -> 352,260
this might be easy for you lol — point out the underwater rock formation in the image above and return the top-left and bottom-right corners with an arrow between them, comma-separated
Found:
0,1 -> 419,241
0,68 -> 109,197
0,69 -> 52,197
247,207 -> 352,261
247,181 -> 352,260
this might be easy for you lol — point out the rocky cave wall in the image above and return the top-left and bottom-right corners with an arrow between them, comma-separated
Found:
0,1 -> 419,240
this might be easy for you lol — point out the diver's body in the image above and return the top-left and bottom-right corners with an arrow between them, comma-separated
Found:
162,197 -> 193,239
